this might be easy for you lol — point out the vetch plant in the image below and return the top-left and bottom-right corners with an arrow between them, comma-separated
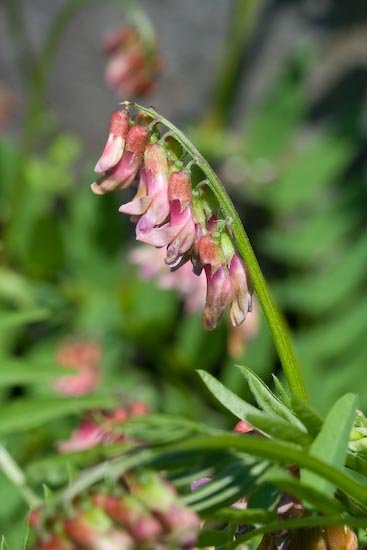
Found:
91,102 -> 307,402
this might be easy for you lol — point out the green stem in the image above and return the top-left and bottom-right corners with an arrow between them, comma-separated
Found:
203,0 -> 263,129
3,0 -> 154,259
0,445 -> 41,508
127,102 -> 308,403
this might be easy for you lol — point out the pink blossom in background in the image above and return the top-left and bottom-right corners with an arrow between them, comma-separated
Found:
53,339 -> 102,397
57,402 -> 149,454
129,245 -> 206,314
103,27 -> 160,98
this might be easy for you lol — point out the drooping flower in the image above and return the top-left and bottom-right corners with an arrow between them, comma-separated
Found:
53,338 -> 101,397
91,106 -> 253,331
103,27 -> 160,98
120,143 -> 170,234
198,229 -> 252,330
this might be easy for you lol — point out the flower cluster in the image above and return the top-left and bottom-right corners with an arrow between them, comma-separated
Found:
57,401 -> 149,453
30,471 -> 200,550
53,338 -> 102,397
92,107 -> 253,331
103,28 -> 160,98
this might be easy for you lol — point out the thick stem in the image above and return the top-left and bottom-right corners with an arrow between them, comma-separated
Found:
203,0 -> 263,129
127,102 -> 308,403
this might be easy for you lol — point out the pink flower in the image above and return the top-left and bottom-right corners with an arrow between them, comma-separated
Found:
92,123 -> 149,195
53,339 -> 101,397
198,230 -> 253,330
103,27 -> 160,98
133,170 -> 197,267
57,419 -> 103,453
119,143 -> 170,233
202,265 -> 233,331
57,403 -> 149,454
228,254 -> 252,327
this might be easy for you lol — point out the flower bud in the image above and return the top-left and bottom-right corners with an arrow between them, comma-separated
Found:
168,170 -> 192,210
92,125 -> 149,195
95,109 -> 129,173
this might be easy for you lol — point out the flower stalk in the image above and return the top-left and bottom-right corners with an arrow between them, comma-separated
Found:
127,102 -> 308,403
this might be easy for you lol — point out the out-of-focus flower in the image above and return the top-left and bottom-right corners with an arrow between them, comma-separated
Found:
129,245 -> 207,314
57,402 -> 149,453
30,471 -> 200,549
53,338 -> 102,396
103,27 -> 160,98
92,107 -> 253,331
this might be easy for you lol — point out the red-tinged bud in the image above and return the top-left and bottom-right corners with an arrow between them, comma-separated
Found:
95,109 -> 129,173
144,143 -> 168,178
198,234 -> 224,275
129,401 -> 149,416
103,27 -> 160,98
233,420 -> 254,434
28,508 -> 41,528
37,534 -> 74,550
125,125 -> 149,159
202,266 -> 233,330
168,170 -> 192,209
92,126 -> 149,195
100,494 -> 163,542
64,508 -> 112,546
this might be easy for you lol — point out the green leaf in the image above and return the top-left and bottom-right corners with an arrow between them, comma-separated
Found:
247,412 -> 311,446
169,434 -> 367,507
263,468 -> 343,515
0,360 -> 61,388
271,374 -> 291,407
0,395 -> 117,435
290,396 -> 323,438
208,507 -> 277,524
302,393 -> 358,496
0,308 -> 49,331
237,366 -> 304,429
197,370 -> 259,420
197,529 -> 229,547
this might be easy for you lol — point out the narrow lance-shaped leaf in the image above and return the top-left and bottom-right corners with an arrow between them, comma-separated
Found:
0,395 -> 117,435
302,393 -> 358,497
237,365 -> 305,429
197,369 -> 259,421
291,395 -> 323,438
